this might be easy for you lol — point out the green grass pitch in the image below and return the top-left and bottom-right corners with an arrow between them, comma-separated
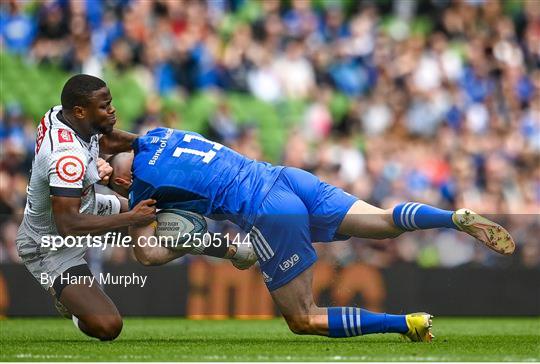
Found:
1,317 -> 539,361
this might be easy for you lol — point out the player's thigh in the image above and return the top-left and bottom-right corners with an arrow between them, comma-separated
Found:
337,200 -> 400,239
251,178 -> 317,293
57,268 -> 119,318
56,264 -> 122,337
60,281 -> 121,330
280,167 -> 358,242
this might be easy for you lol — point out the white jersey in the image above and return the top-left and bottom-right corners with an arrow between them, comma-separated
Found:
17,105 -> 101,244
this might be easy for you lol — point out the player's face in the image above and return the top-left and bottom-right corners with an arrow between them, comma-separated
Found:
86,87 -> 116,134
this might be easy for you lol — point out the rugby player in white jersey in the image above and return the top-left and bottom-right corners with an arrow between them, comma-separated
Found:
16,74 -> 156,341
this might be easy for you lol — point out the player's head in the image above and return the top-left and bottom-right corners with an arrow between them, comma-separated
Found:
61,74 -> 116,134
107,152 -> 134,197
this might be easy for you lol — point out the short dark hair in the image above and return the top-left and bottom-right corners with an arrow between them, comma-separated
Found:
61,74 -> 107,110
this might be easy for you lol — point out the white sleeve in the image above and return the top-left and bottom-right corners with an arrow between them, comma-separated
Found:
94,194 -> 121,216
47,142 -> 88,197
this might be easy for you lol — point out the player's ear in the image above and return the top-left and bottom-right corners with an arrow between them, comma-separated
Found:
114,177 -> 131,187
72,106 -> 85,119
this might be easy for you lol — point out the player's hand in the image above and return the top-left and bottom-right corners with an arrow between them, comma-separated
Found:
129,199 -> 157,226
97,157 -> 113,185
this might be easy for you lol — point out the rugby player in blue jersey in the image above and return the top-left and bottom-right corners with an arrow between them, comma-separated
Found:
108,127 -> 515,342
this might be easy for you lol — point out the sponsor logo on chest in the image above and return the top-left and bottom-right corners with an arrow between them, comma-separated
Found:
58,129 -> 73,143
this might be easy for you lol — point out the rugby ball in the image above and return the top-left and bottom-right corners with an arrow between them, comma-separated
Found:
155,209 -> 207,251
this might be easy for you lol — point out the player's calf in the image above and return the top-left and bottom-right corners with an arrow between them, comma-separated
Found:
281,301 -> 328,336
341,199 -> 515,255
392,202 -> 457,232
326,307 -> 411,338
283,305 -> 431,341
284,315 -> 318,335
272,268 -> 431,341
284,313 -> 332,336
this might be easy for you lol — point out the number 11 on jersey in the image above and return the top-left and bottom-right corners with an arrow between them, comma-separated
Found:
172,134 -> 223,163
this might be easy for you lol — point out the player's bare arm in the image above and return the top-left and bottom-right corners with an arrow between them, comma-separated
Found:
99,129 -> 138,154
129,223 -> 189,266
128,216 -> 252,267
51,196 -> 156,237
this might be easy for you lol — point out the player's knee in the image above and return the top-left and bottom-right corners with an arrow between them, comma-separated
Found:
99,316 -> 123,341
285,315 -> 317,335
88,315 -> 123,341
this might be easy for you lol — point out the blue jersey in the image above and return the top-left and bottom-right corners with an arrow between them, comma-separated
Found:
130,128 -> 284,230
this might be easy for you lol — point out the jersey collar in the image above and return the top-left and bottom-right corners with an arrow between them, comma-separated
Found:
57,110 -> 92,143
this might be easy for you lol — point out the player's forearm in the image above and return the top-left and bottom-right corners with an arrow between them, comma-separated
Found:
99,129 -> 137,154
133,244 -> 187,266
129,224 -> 188,266
55,212 -> 135,237
107,191 -> 129,212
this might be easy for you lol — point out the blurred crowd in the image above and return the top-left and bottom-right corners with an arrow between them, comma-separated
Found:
1,0 -> 539,268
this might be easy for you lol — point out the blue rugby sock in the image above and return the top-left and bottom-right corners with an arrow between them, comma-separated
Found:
327,307 -> 408,338
392,202 -> 457,231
